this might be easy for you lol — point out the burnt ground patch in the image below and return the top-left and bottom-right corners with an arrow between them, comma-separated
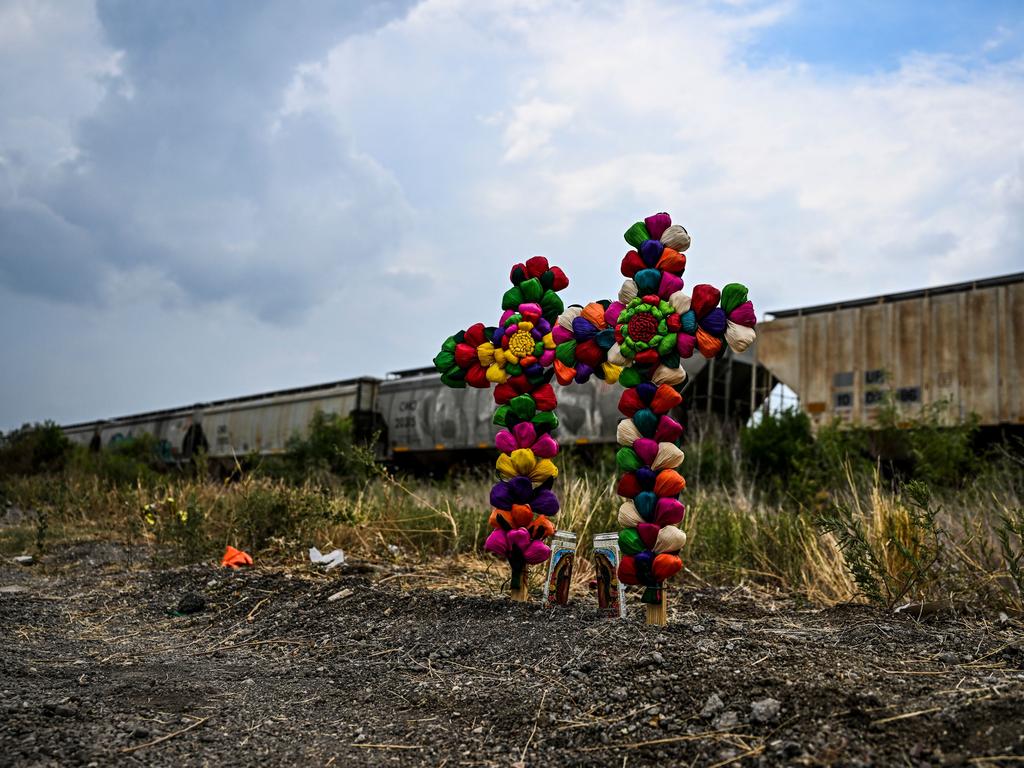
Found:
1,549 -> 1022,767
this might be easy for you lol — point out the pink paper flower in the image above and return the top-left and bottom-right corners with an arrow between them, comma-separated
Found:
494,421 -> 559,458
484,527 -> 552,564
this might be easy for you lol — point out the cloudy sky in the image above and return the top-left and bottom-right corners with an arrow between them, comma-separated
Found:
1,0 -> 1022,430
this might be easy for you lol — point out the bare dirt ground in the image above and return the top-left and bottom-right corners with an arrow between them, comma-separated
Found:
2,543 -> 1023,767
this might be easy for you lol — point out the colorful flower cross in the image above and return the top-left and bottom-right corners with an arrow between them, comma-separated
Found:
607,212 -> 758,623
432,213 -> 756,622
433,257 -> 579,600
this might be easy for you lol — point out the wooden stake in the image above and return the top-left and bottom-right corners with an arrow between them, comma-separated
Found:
510,565 -> 529,602
645,590 -> 668,625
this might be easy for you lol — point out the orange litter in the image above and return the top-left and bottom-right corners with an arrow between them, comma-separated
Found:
221,545 -> 253,569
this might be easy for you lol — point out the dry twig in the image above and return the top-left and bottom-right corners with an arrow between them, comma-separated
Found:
871,707 -> 942,725
119,716 -> 210,753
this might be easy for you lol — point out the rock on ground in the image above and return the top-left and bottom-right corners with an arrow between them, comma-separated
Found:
750,697 -> 781,724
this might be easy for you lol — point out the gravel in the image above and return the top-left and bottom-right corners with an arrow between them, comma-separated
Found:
1,545 -> 1023,766
700,692 -> 724,719
749,697 -> 781,724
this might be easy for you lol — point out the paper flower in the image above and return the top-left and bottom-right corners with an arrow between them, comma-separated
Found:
476,304 -> 557,385
551,302 -> 622,385
610,212 -> 758,615
496,448 -> 559,485
489,475 -> 560,531
434,255 -> 572,597
434,322 -> 496,389
495,422 -> 559,458
504,257 -> 568,321
434,256 -> 568,391
484,527 -> 552,565
492,382 -> 559,432
607,213 -> 757,393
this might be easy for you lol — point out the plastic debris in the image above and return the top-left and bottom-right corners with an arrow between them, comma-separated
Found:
221,545 -> 253,569
14,555 -> 34,566
309,547 -> 346,570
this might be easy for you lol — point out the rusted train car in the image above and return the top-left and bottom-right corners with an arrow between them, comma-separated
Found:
755,272 -> 1024,428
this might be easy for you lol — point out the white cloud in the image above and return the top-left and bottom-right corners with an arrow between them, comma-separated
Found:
3,0 -> 1024,427
0,2 -> 421,321
500,98 -> 574,162
281,0 -> 1023,315
0,1 -> 115,178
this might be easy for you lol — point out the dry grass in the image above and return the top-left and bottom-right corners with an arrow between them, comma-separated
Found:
2,458 -> 1021,612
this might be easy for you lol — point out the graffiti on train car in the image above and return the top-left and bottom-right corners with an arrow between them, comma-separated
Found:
393,400 -> 417,431
379,374 -> 626,453
156,439 -> 174,462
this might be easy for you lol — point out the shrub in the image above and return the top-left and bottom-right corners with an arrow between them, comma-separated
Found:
740,408 -> 818,502
232,478 -> 359,552
816,480 -> 944,608
686,418 -> 737,489
70,434 -> 166,486
0,422 -> 73,477
871,398 -> 979,487
252,410 -> 372,486
906,404 -> 979,488
141,491 -> 208,563
741,408 -> 812,480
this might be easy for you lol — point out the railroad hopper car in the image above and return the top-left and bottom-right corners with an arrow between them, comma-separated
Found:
755,272 -> 1024,429
63,351 -> 760,462
63,378 -> 380,463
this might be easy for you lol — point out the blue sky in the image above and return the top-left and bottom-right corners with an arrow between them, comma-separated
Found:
748,1 -> 1023,71
1,0 -> 1022,429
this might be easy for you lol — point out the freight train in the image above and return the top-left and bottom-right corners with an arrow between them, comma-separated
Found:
62,351 -> 759,464
62,271 -> 1024,461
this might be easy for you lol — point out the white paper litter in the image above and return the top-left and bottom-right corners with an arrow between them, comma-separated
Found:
309,547 -> 346,570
